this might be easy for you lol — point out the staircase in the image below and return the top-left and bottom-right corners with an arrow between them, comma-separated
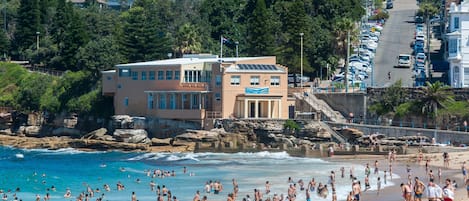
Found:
294,92 -> 347,123
318,121 -> 347,144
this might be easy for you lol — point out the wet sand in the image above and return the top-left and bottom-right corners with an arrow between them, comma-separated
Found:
330,151 -> 469,201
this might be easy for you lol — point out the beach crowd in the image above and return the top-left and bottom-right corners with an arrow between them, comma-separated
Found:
2,149 -> 469,201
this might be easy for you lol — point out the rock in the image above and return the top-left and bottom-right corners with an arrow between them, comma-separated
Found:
82,128 -> 108,139
316,128 -> 331,138
0,128 -> 12,135
112,115 -> 133,129
132,117 -> 146,129
52,127 -> 82,137
151,138 -> 172,146
63,113 -> 78,128
24,126 -> 41,137
96,134 -> 115,141
175,130 -> 220,142
27,112 -> 44,126
113,129 -> 150,144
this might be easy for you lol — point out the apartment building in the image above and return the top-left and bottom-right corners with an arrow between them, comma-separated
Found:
447,1 -> 469,87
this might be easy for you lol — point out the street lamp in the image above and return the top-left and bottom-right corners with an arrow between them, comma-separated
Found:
36,32 -> 40,51
235,41 -> 239,58
300,32 -> 304,88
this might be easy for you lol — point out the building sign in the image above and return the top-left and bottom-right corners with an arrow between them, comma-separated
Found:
245,87 -> 269,94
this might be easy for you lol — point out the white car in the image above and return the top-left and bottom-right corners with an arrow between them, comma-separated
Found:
416,53 -> 426,63
415,34 -> 425,42
397,54 -> 412,68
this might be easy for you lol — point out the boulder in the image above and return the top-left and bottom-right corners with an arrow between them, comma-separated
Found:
113,129 -> 150,144
82,128 -> 108,139
132,117 -> 146,129
316,128 -> 331,138
175,130 -> 220,142
151,138 -> 172,146
24,126 -> 41,137
112,115 -> 133,129
52,127 -> 82,137
0,128 -> 12,135
96,134 -> 115,141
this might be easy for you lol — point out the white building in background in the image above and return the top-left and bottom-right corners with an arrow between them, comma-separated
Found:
447,1 -> 469,87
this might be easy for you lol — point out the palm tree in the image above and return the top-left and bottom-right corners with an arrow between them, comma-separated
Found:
418,81 -> 454,126
333,17 -> 355,57
174,23 -> 202,57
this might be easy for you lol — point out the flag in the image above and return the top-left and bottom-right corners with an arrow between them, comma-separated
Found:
222,37 -> 229,44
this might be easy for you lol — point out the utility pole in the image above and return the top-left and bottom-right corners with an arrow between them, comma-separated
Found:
426,14 -> 431,79
345,30 -> 350,93
300,32 -> 304,88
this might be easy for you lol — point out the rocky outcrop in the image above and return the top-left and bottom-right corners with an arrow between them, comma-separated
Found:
82,128 -> 108,139
52,127 -> 82,137
24,126 -> 41,137
112,115 -> 134,129
113,129 -> 150,144
174,129 -> 220,142
151,138 -> 172,146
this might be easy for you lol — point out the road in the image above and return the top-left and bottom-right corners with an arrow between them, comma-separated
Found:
372,0 -> 419,87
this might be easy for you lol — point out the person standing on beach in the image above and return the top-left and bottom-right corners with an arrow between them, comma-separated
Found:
193,190 -> 200,201
443,152 -> 450,169
384,170 -> 387,184
465,178 -> 469,198
414,177 -> 425,201
308,178 -> 316,192
438,168 -> 442,184
374,160 -> 379,174
265,181 -> 271,195
400,183 -> 412,201
418,150 -> 423,165
426,178 -> 442,201
131,192 -> 137,201
364,163 -> 371,178
377,177 -> 381,195
442,179 -> 454,201
352,180 -> 361,201
340,167 -> 345,178
462,161 -> 467,182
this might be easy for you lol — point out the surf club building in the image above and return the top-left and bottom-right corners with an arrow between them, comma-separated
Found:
102,55 -> 291,127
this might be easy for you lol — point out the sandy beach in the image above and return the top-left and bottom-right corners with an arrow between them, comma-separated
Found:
330,150 -> 469,201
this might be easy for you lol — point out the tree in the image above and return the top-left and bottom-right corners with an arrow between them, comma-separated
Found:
418,81 -> 454,119
245,0 -> 276,56
174,23 -> 202,57
76,35 -> 123,81
13,0 -> 41,58
51,0 -> 89,71
274,0 -> 312,73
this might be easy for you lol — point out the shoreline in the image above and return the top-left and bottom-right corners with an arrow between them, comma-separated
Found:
328,152 -> 469,201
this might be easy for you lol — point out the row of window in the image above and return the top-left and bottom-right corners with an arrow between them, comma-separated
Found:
230,75 -> 281,86
129,70 -> 180,81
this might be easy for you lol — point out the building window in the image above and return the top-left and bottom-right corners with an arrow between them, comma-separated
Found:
166,70 -> 173,80
170,94 -> 176,109
159,94 -> 166,109
250,76 -> 260,85
147,94 -> 153,109
230,75 -> 240,86
215,75 -> 222,86
118,68 -> 131,77
131,71 -> 138,80
271,76 -> 280,86
141,72 -> 147,80
175,70 -> 180,80
454,17 -> 460,29
149,71 -> 155,80
464,68 -> 469,87
124,97 -> 129,107
449,39 -> 458,54
215,93 -> 221,101
158,71 -> 164,80
185,70 -> 202,82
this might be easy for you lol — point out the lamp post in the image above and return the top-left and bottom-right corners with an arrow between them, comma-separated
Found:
167,53 -> 172,59
235,41 -> 239,58
300,32 -> 304,88
36,32 -> 40,51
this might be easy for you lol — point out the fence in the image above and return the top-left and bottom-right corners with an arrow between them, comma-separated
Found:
345,117 -> 469,132
25,65 -> 64,77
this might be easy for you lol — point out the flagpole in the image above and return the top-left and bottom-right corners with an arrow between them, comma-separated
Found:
220,35 -> 223,62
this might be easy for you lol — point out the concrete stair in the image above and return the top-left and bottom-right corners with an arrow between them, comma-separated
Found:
294,92 -> 347,123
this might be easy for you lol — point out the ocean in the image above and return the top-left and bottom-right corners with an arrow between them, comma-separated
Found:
0,146 -> 398,201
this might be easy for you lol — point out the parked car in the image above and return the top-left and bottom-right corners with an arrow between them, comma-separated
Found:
386,0 -> 393,9
415,34 -> 425,42
415,53 -> 426,63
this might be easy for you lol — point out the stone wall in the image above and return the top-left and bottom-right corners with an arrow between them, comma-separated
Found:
327,122 -> 469,145
314,92 -> 366,120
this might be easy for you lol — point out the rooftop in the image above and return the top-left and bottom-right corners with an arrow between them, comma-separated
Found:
116,56 -> 276,68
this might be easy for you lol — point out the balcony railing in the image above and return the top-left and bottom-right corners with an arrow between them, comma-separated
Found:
180,82 -> 209,90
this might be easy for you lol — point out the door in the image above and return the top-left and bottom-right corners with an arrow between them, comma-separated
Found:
250,102 -> 255,118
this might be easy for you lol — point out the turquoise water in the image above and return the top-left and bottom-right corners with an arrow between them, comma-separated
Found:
0,146 -> 397,201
